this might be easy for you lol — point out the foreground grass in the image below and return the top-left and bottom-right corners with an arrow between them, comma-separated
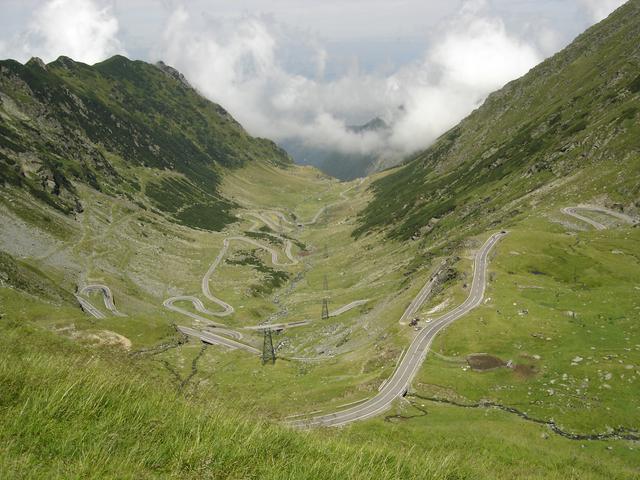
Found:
0,318 -> 461,480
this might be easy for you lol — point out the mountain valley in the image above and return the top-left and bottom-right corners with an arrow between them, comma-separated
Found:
1,2 -> 640,479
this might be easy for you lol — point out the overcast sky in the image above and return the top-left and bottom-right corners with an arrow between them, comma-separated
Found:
0,0 -> 628,158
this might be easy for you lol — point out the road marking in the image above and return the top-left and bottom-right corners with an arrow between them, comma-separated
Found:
289,232 -> 506,428
399,261 -> 446,325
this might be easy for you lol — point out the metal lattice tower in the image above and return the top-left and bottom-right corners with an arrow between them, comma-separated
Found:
323,244 -> 329,259
262,328 -> 276,364
321,298 -> 329,320
323,274 -> 328,291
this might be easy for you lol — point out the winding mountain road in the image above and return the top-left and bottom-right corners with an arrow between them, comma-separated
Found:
169,234 -> 301,323
177,326 -> 260,354
562,207 -> 607,230
329,299 -> 369,317
163,297 -> 243,339
163,186 -> 369,348
260,178 -> 363,229
80,284 -> 125,316
75,294 -> 107,319
398,262 -> 446,325
289,231 -> 506,428
562,205 -> 638,230
76,284 -> 125,319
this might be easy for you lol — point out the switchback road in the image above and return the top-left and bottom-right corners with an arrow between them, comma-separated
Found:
75,294 -> 106,319
562,205 -> 638,230
76,284 -> 125,319
562,207 -> 607,230
289,231 -> 506,428
163,195 -> 367,349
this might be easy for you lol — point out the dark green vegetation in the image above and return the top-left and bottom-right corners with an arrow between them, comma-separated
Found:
226,250 -> 289,296
244,230 -> 285,246
357,0 -> 640,240
0,55 -> 289,230
145,176 -> 235,231
0,251 -> 72,304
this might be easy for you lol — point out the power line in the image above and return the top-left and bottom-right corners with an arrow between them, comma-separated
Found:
321,298 -> 329,320
262,328 -> 275,364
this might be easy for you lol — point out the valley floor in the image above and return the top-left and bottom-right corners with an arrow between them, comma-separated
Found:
1,161 -> 639,479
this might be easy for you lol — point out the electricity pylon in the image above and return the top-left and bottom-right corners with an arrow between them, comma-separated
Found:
262,328 -> 275,365
323,274 -> 328,291
321,298 -> 329,320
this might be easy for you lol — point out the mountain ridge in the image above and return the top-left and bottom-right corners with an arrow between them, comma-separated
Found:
0,54 -> 291,230
356,0 -> 640,240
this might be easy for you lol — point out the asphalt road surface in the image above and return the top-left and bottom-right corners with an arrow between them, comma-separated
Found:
329,299 -> 369,317
76,284 -> 125,319
562,205 -> 638,230
75,294 -> 106,319
79,284 -> 125,316
289,231 -> 507,428
177,326 -> 260,354
163,297 -> 243,339
243,320 -> 311,331
398,261 -> 446,325
562,207 -> 607,230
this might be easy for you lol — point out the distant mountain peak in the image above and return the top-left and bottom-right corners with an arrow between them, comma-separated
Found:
0,54 -> 291,230
347,117 -> 389,134
26,57 -> 46,70
155,60 -> 193,90
49,55 -> 78,70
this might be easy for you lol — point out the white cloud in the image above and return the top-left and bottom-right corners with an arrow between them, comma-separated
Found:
0,0 -> 561,161
158,8 -> 392,155
579,0 -> 626,22
158,1 -> 541,158
388,4 -> 541,152
3,0 -> 126,64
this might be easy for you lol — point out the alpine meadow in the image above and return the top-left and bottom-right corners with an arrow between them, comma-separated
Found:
1,1 -> 639,479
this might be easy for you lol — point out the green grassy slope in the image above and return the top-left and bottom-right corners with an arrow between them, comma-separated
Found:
0,319 -> 461,480
2,164 -> 638,478
2,4 -> 640,478
0,55 -> 290,230
356,0 -> 640,241
3,280 -> 637,480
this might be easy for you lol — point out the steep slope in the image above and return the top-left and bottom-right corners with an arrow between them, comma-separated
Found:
2,10 -> 640,479
356,0 -> 640,240
0,55 -> 290,230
